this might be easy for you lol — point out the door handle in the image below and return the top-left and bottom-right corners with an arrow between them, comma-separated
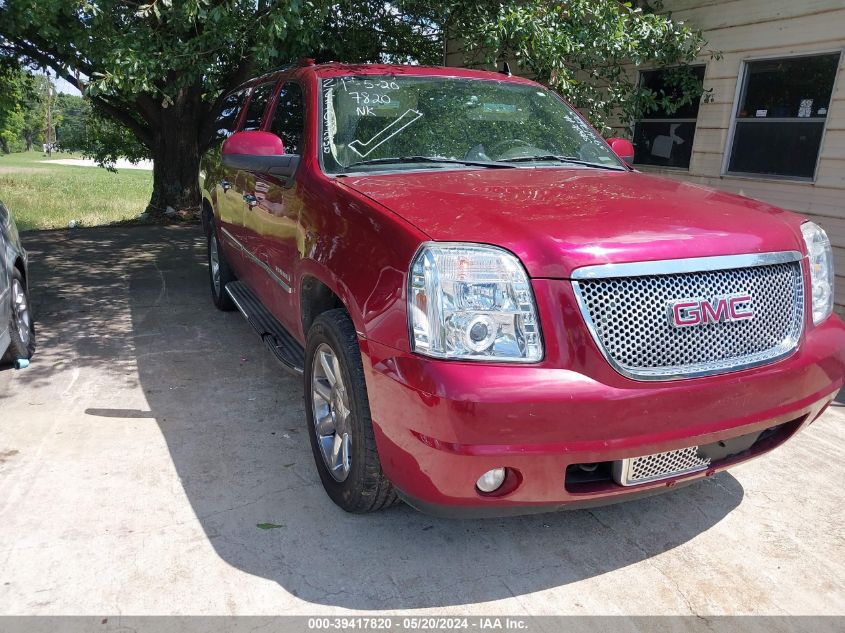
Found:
220,179 -> 232,192
243,193 -> 258,207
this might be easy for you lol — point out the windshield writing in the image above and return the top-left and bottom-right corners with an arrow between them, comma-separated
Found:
320,75 -> 622,173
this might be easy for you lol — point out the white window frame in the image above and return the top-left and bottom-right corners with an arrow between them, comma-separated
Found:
632,64 -> 707,172
721,49 -> 844,183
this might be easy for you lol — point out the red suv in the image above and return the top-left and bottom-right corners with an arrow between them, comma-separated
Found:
200,62 -> 845,516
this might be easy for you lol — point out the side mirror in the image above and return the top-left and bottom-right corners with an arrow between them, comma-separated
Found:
222,130 -> 299,178
607,137 -> 635,165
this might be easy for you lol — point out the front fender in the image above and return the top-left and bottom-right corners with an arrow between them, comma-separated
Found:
295,175 -> 428,350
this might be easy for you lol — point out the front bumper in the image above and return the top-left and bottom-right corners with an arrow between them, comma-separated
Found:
360,281 -> 845,517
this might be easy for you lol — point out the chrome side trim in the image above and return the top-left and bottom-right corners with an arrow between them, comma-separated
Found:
224,284 -> 250,319
219,225 -> 239,246
219,226 -> 292,294
571,250 -> 803,280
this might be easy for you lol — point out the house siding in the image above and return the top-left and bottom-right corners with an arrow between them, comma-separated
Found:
445,0 -> 845,314
629,0 -> 845,315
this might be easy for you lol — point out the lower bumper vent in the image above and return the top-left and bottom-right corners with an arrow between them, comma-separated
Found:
612,446 -> 711,486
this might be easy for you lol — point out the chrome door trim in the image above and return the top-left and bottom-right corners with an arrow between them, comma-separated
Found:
570,250 -> 803,280
219,226 -> 292,294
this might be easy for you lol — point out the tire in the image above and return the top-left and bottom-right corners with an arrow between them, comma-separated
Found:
304,309 -> 398,513
2,268 -> 35,365
207,225 -> 236,311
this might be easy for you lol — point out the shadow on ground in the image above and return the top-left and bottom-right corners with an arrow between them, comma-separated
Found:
20,225 -> 744,609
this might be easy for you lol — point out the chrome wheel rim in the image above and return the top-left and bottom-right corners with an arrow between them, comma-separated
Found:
210,234 -> 221,295
11,279 -> 31,347
311,343 -> 352,482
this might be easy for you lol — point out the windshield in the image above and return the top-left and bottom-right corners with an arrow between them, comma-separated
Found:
319,75 -> 624,174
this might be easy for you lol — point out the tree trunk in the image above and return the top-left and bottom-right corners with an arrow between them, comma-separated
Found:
145,98 -> 203,219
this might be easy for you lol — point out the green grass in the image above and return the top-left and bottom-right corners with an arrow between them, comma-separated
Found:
0,151 -> 152,231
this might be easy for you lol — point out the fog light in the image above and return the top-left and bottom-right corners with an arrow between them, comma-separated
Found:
476,467 -> 507,493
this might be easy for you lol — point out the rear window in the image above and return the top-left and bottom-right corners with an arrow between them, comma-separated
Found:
213,90 -> 248,142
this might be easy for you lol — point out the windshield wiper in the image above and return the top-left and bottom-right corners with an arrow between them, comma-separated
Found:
345,156 -> 517,169
498,155 -> 625,170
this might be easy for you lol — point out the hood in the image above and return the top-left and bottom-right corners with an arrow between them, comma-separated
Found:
339,168 -> 807,278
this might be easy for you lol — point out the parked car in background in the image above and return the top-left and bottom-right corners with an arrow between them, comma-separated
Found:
200,61 -> 845,517
0,201 -> 34,367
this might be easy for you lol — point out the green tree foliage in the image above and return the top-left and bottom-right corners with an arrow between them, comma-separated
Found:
0,0 -> 445,215
17,73 -> 55,152
0,0 -> 707,215
452,0 -> 712,134
53,93 -> 149,164
77,104 -> 151,167
54,93 -> 89,151
0,64 -> 62,154
0,61 -> 29,153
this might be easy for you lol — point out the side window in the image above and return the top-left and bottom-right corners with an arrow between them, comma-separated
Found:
269,82 -> 305,154
242,82 -> 275,131
212,90 -> 248,146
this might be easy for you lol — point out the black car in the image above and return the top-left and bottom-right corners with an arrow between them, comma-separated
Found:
0,201 -> 34,367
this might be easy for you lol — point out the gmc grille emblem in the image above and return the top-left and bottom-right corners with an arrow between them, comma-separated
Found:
668,294 -> 753,327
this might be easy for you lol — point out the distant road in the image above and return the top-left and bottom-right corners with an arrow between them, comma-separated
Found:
41,158 -> 153,170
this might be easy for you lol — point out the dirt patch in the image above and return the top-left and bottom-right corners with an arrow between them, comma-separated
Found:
43,158 -> 153,170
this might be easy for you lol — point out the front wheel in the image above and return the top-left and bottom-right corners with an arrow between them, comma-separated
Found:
207,227 -> 236,311
304,309 -> 398,513
2,269 -> 35,364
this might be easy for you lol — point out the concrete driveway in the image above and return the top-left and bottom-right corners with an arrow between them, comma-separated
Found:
0,225 -> 843,615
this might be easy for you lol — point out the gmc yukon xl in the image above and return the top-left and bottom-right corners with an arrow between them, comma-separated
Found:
200,61 -> 845,516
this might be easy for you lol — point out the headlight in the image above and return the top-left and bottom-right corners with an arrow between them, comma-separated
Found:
801,222 -> 834,324
409,242 -> 543,362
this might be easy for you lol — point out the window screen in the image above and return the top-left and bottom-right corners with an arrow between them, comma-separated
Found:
242,82 -> 275,131
633,66 -> 705,169
269,82 -> 304,154
727,53 -> 841,179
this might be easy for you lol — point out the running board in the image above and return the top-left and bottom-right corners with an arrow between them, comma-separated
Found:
225,281 -> 305,375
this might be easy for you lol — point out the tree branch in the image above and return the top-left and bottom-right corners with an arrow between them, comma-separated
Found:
1,39 -> 88,93
91,96 -> 154,148
2,24 -> 95,77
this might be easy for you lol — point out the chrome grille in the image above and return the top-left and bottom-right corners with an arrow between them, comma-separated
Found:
613,447 -> 711,486
572,253 -> 805,380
